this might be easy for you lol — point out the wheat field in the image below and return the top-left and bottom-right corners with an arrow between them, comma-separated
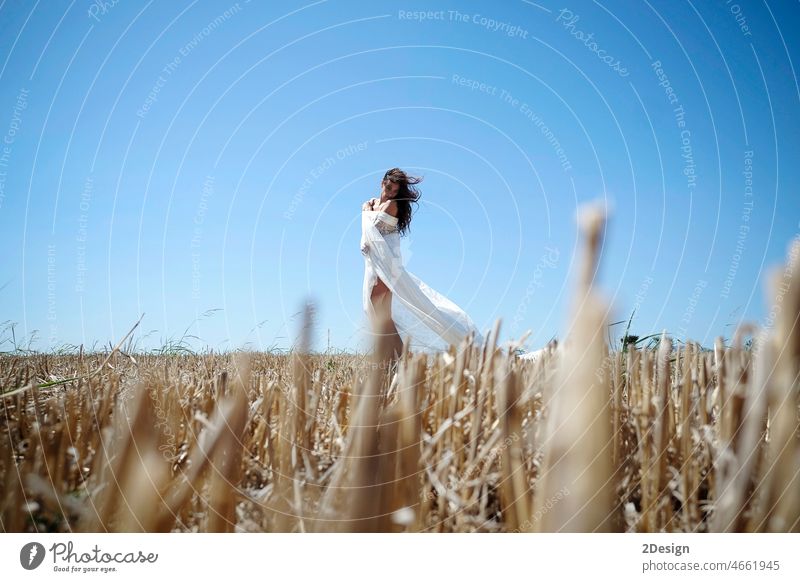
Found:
1,210 -> 798,533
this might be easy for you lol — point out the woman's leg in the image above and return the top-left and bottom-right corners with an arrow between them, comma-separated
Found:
370,277 -> 404,360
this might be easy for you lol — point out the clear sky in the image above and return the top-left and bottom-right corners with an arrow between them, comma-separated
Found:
1,0 -> 798,354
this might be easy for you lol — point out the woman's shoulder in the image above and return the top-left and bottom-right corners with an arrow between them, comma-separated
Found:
377,199 -> 398,217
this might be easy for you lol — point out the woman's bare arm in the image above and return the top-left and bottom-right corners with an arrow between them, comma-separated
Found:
361,197 -> 379,211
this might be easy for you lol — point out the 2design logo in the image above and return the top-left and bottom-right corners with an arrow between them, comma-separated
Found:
20,542 -> 46,570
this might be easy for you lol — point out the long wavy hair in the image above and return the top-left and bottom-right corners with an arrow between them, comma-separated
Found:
383,167 -> 422,237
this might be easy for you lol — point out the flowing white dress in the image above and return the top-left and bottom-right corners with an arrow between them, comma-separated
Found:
360,209 -> 484,353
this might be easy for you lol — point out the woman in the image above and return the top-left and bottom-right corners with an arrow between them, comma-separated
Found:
360,168 -> 484,358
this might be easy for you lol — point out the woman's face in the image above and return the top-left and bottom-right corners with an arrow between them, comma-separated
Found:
382,179 -> 400,199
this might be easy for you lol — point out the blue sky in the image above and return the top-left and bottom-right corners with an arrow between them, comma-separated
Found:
0,0 -> 798,353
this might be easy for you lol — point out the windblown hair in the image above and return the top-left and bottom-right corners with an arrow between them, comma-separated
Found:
383,167 -> 422,237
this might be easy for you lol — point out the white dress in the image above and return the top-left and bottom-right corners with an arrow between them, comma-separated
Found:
360,209 -> 484,353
